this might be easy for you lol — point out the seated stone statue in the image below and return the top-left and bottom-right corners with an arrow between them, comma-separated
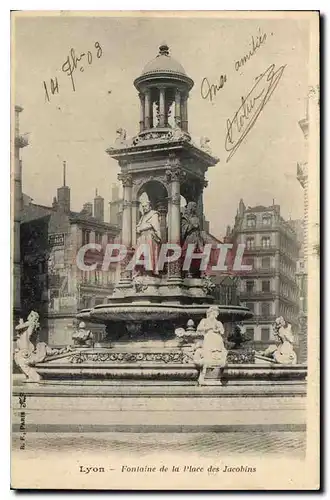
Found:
193,305 -> 228,385
72,321 -> 94,347
115,127 -> 127,146
257,316 -> 297,365
14,311 -> 47,381
171,123 -> 186,141
200,136 -> 212,154
14,310 -> 73,381
181,201 -> 206,278
135,199 -> 161,276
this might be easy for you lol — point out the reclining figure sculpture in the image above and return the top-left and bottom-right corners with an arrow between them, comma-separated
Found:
256,316 -> 297,365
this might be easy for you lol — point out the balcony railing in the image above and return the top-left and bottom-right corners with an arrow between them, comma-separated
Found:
242,267 -> 276,275
297,161 -> 308,186
15,135 -> 29,148
240,290 -> 276,299
243,222 -> 297,238
244,314 -> 277,322
244,245 -> 276,253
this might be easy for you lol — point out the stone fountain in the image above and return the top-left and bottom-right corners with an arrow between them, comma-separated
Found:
13,45 -> 306,441
13,44 -> 306,387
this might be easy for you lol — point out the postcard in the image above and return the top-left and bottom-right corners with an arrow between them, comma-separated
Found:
11,10 -> 320,490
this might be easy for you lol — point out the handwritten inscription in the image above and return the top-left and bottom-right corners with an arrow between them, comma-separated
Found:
200,74 -> 227,103
62,42 -> 103,92
225,63 -> 286,162
43,42 -> 103,102
235,28 -> 268,72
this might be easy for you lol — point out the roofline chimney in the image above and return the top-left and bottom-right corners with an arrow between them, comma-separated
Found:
63,161 -> 66,187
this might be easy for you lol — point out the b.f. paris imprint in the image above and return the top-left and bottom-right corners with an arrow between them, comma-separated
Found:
225,63 -> 286,162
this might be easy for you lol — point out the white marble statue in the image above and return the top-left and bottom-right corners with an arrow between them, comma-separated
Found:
115,127 -> 127,145
14,310 -> 73,381
72,321 -> 94,347
135,196 -> 161,275
171,123 -> 186,141
257,316 -> 297,365
14,311 -> 47,382
200,136 -> 212,153
193,305 -> 228,385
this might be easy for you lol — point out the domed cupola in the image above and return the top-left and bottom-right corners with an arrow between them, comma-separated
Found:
134,44 -> 194,133
140,43 -> 187,77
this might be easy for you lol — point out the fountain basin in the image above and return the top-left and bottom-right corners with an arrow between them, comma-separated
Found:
77,303 -> 252,324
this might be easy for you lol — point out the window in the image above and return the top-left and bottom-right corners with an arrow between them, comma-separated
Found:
262,214 -> 272,226
245,327 -> 255,340
245,302 -> 255,313
81,296 -> 90,309
247,215 -> 256,227
261,327 -> 270,341
246,237 -> 255,249
82,271 -> 90,283
39,260 -> 47,274
82,229 -> 90,245
261,236 -> 271,248
95,232 -> 103,245
261,302 -> 271,316
262,280 -> 271,292
246,280 -> 255,293
261,256 -> 271,268
54,249 -> 65,266
245,257 -> 254,268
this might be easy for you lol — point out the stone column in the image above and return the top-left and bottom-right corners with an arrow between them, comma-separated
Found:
157,202 -> 168,243
196,182 -> 206,229
118,173 -> 133,247
144,90 -> 151,129
174,89 -> 181,126
166,157 -> 185,283
169,177 -> 181,245
159,87 -> 166,127
131,200 -> 139,247
117,172 -> 133,284
139,92 -> 145,132
181,93 -> 188,132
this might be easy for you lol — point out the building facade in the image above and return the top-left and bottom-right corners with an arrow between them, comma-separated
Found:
227,200 -> 301,353
20,165 -> 119,345
13,106 -> 28,320
296,101 -> 309,362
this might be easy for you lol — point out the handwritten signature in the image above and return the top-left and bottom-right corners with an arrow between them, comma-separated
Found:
225,63 -> 286,162
200,74 -> 227,103
43,42 -> 103,102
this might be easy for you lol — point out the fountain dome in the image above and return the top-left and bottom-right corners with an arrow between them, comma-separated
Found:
141,43 -> 187,77
134,43 -> 194,93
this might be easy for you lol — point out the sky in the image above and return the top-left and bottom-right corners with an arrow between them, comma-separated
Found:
13,12 -> 311,239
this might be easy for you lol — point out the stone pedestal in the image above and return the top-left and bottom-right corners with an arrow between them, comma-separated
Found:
12,370 -> 306,433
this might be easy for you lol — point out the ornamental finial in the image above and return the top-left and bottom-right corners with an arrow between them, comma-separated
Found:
159,43 -> 169,56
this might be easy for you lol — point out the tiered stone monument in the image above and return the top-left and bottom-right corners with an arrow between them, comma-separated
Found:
13,44 -> 306,388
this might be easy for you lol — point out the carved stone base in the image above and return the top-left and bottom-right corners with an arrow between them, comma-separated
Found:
32,347 -> 199,382
27,344 -> 307,385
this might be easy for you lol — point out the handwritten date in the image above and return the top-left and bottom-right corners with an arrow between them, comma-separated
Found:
43,42 -> 103,102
